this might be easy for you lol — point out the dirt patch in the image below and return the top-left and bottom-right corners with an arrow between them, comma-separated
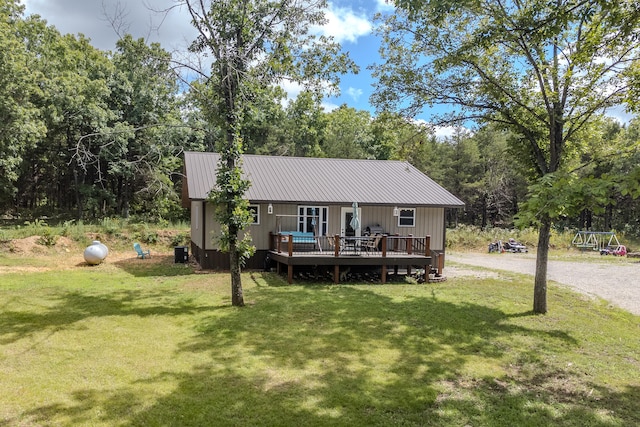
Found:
445,265 -> 501,280
0,265 -> 51,274
3,235 -> 76,254
6,236 -> 47,253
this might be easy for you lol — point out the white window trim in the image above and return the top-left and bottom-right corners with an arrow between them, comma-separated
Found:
298,205 -> 329,235
398,208 -> 416,227
249,205 -> 260,225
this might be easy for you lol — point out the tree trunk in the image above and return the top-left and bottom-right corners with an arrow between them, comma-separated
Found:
225,129 -> 245,307
229,237 -> 244,307
533,217 -> 551,314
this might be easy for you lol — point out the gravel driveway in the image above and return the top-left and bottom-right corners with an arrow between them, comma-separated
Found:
447,252 -> 640,316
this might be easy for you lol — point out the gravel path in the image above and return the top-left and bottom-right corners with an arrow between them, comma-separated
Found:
447,252 -> 640,315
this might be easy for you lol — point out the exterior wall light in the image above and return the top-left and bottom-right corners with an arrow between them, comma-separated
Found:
268,203 -> 273,214
393,206 -> 399,216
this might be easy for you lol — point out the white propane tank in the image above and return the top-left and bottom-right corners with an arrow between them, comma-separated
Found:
84,240 -> 108,265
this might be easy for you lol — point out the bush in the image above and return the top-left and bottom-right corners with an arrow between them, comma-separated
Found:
446,225 -> 576,251
135,226 -> 159,244
170,231 -> 190,247
37,227 -> 59,247
100,217 -> 125,237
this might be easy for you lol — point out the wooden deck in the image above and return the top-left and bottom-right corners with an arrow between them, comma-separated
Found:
269,233 -> 441,284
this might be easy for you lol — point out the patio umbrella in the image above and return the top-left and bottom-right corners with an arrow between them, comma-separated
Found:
350,201 -> 360,232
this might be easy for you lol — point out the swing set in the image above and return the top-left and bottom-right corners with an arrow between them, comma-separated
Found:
571,231 -> 626,255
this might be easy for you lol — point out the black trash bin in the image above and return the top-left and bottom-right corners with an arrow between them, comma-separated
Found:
174,246 -> 188,263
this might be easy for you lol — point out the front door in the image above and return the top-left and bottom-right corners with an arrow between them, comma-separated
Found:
340,206 -> 361,238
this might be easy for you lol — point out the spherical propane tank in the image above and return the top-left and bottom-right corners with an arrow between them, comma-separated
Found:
84,240 -> 108,265
94,240 -> 108,258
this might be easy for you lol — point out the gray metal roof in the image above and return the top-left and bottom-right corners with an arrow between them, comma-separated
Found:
184,151 -> 465,207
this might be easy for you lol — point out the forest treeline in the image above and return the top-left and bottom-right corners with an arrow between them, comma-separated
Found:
1,1 -> 638,237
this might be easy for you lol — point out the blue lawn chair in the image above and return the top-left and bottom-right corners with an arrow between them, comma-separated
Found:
134,242 -> 151,259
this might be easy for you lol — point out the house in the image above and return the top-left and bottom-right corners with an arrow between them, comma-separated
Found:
182,152 -> 464,282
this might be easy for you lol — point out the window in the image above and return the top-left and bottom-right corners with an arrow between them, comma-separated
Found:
298,206 -> 328,235
398,208 -> 415,227
248,205 -> 260,225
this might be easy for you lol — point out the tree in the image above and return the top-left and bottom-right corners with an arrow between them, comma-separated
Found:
323,105 -> 372,159
182,0 -> 356,306
0,1 -> 45,208
372,0 -> 640,313
17,15 -> 114,218
67,35 -> 184,220
284,91 -> 327,157
472,126 -> 526,228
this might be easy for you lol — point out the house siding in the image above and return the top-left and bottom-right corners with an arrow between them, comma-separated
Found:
190,201 -> 204,249
196,202 -> 446,257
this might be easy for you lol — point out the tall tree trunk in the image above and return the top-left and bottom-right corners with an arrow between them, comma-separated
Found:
225,128 -> 245,307
481,193 -> 487,228
534,217 -> 551,314
229,237 -> 244,306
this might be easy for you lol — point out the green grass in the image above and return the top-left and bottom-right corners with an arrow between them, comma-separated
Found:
1,256 -> 639,426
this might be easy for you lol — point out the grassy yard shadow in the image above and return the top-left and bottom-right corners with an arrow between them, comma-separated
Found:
112,254 -> 195,277
12,273 -> 639,426
0,288 -> 217,346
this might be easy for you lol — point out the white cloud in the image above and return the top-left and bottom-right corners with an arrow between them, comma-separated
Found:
21,0 -> 196,52
410,119 -> 473,140
317,4 -> 372,43
321,101 -> 340,112
277,80 -> 305,107
605,105 -> 635,124
434,126 -> 458,139
347,87 -> 363,101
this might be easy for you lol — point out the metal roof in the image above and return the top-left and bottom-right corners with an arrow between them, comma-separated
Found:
184,151 -> 465,207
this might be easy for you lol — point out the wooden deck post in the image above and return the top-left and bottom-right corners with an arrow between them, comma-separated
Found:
425,235 -> 431,257
382,235 -> 387,257
406,235 -> 413,276
277,233 -> 282,253
334,235 -> 340,257
425,235 -> 432,280
381,236 -> 387,284
288,265 -> 293,284
288,234 -> 293,256
438,252 -> 444,276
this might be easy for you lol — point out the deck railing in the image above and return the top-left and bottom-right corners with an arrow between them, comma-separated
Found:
269,233 -> 431,258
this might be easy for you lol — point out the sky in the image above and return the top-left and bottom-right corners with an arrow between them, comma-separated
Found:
20,0 -> 634,136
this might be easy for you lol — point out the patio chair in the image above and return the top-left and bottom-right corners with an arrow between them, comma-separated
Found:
134,242 -> 151,259
363,234 -> 382,253
326,235 -> 342,254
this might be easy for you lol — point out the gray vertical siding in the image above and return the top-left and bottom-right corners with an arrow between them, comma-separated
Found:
199,202 -> 446,252
190,201 -> 203,248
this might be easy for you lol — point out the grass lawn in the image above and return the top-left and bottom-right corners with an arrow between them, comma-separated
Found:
1,249 -> 639,426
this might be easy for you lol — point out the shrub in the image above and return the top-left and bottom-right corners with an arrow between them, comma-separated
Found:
37,227 -> 59,247
134,227 -> 159,245
170,232 -> 190,247
100,217 -> 125,236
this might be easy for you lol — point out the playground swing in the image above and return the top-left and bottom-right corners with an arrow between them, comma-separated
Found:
571,231 -> 624,255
